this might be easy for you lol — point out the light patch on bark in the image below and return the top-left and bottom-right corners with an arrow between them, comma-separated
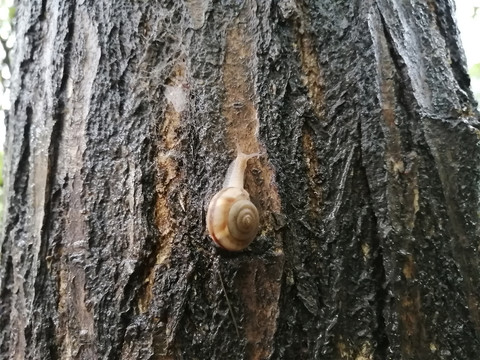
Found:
154,150 -> 179,260
402,254 -> 415,280
184,0 -> 209,30
154,117 -> 181,253
137,266 -> 156,314
58,268 -> 95,359
369,12 -> 403,163
219,6 -> 284,358
378,1 -> 433,111
302,128 -> 322,220
237,257 -> 284,360
337,338 -> 373,360
369,10 -> 429,356
9,1 -> 65,357
148,149 -> 179,312
221,4 -> 281,244
154,63 -> 185,244
164,85 -> 187,113
139,62 -> 187,313
355,342 -> 374,360
361,243 -> 371,261
55,7 -> 100,358
399,291 -> 425,357
222,13 -> 259,153
294,5 -> 325,119
368,10 -> 421,233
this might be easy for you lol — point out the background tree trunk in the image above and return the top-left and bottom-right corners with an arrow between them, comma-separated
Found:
1,0 -> 479,359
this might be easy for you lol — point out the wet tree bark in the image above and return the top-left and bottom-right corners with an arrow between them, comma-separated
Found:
1,0 -> 479,359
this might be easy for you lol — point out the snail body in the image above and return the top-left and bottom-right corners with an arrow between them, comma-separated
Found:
206,150 -> 260,251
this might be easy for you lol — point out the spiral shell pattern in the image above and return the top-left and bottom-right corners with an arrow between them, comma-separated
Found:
206,187 -> 259,251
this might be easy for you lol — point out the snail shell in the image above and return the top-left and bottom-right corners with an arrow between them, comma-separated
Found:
206,187 -> 259,251
206,149 -> 261,251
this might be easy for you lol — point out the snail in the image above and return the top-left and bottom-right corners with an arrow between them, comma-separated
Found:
206,149 -> 261,251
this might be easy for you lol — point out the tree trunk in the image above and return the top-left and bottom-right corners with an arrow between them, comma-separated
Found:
1,0 -> 479,359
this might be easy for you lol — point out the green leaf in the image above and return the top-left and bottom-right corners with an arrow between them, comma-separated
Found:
8,6 -> 14,21
470,63 -> 480,79
0,151 -> 3,187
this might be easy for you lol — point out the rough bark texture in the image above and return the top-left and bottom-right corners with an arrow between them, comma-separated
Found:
1,0 -> 479,359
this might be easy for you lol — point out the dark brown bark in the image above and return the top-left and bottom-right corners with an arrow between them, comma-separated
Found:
1,0 -> 479,359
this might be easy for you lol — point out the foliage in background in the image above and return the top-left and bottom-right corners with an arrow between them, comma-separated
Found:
0,0 -> 13,96
468,0 -> 480,105
0,152 -> 3,219
0,0 -> 14,224
470,63 -> 480,103
461,1 -> 480,105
